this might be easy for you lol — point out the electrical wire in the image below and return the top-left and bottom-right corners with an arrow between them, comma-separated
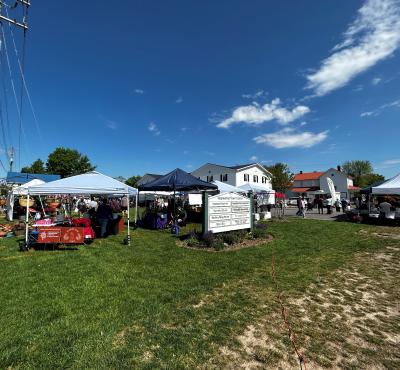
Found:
5,5 -> 42,144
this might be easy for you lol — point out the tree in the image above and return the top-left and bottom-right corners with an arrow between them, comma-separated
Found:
21,159 -> 46,174
126,175 -> 142,188
342,160 -> 374,186
46,147 -> 96,178
357,173 -> 385,188
114,176 -> 127,183
264,162 -> 294,193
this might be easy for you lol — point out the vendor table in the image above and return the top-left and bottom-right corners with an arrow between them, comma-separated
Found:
36,226 -> 85,244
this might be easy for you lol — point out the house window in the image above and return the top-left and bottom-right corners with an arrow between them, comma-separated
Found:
244,174 -> 249,182
220,174 -> 228,182
206,175 -> 213,182
262,176 -> 267,184
253,175 -> 258,183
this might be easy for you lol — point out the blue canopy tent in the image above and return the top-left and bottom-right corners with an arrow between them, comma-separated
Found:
138,168 -> 217,192
138,168 -> 217,223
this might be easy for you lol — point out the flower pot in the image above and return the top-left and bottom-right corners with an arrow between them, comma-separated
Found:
19,198 -> 35,208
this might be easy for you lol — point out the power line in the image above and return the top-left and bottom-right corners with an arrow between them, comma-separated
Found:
5,5 -> 42,145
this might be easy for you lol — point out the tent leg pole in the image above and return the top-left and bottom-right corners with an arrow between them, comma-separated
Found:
25,194 -> 29,244
127,193 -> 131,246
135,192 -> 138,225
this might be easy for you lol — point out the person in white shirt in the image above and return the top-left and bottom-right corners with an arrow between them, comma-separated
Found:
379,200 -> 392,217
89,197 -> 98,211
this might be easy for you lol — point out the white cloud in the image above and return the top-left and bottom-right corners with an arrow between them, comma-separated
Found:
254,127 -> 328,149
381,159 -> 400,166
249,155 -> 258,161
106,120 -> 117,130
360,98 -> 400,117
300,121 -> 307,126
217,98 -> 310,129
148,122 -> 160,136
306,0 -> 400,96
203,151 -> 215,156
134,89 -> 144,94
360,111 -> 375,117
372,77 -> 382,85
176,96 -> 183,104
242,90 -> 267,99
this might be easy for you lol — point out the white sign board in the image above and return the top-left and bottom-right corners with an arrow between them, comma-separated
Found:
206,192 -> 251,233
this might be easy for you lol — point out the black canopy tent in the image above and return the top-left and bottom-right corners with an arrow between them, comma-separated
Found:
138,168 -> 217,222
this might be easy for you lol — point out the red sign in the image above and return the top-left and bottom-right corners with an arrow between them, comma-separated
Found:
38,227 -> 61,243
61,227 -> 84,244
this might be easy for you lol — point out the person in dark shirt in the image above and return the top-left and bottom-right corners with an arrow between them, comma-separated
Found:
97,198 -> 112,237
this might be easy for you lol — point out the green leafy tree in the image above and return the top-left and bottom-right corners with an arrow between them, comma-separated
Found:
46,147 -> 96,178
114,176 -> 127,183
126,175 -> 142,188
342,160 -> 374,186
357,173 -> 385,188
264,162 -> 294,193
21,159 -> 46,174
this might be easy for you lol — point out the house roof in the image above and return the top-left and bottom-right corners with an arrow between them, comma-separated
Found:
292,187 -> 312,193
228,163 -> 254,170
293,172 -> 324,181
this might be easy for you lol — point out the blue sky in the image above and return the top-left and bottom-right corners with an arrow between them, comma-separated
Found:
1,0 -> 400,178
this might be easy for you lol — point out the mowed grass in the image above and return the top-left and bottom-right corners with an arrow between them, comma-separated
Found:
0,219 -> 396,369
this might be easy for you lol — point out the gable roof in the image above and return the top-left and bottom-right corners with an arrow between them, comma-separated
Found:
193,162 -> 272,177
294,172 -> 324,181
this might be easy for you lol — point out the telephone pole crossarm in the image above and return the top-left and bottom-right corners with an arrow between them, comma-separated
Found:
0,14 -> 28,30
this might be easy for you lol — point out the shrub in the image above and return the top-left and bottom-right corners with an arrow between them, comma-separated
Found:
252,222 -> 269,239
222,232 -> 237,245
213,235 -> 225,251
202,231 -> 215,248
187,236 -> 200,248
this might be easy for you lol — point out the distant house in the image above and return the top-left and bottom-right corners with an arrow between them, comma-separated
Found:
191,163 -> 273,189
291,166 -> 359,199
6,172 -> 60,185
137,173 -> 163,186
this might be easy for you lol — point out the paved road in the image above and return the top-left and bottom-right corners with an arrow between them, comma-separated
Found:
272,206 -> 348,221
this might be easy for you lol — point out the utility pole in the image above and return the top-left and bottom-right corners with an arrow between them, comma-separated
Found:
8,146 -> 14,171
0,1 -> 30,31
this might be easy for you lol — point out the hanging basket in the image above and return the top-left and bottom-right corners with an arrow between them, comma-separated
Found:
19,198 -> 35,208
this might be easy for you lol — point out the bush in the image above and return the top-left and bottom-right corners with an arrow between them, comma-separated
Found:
222,232 -> 237,245
187,236 -> 200,247
251,222 -> 269,239
202,231 -> 215,248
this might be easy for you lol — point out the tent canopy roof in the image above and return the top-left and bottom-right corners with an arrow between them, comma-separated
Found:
26,171 -> 137,195
13,179 -> 45,195
372,173 -> 400,195
238,183 -> 274,193
211,180 -> 245,193
138,168 -> 217,192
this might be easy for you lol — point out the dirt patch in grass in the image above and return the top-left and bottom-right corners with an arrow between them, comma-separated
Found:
212,243 -> 400,369
178,235 -> 273,252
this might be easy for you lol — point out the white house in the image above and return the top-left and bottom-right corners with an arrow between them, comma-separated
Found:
191,163 -> 273,189
291,166 -> 359,200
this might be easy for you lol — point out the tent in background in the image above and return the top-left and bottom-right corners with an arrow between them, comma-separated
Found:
238,183 -> 274,193
372,173 -> 400,195
211,180 -> 244,193
13,179 -> 45,195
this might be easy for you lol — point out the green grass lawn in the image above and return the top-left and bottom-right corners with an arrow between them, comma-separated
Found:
0,219 -> 398,369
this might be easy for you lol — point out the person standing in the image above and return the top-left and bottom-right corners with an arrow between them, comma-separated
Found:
96,198 -> 112,237
326,197 -> 332,214
341,198 -> 348,213
301,197 -> 307,218
296,197 -> 302,216
121,195 -> 128,216
317,197 -> 324,214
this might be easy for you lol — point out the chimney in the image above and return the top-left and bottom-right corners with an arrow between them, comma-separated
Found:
300,171 -> 303,174
337,165 -> 341,172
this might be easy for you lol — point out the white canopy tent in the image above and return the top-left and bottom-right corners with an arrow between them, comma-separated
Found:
372,173 -> 400,195
211,180 -> 245,193
24,171 -> 138,246
6,179 -> 46,221
238,183 -> 274,193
